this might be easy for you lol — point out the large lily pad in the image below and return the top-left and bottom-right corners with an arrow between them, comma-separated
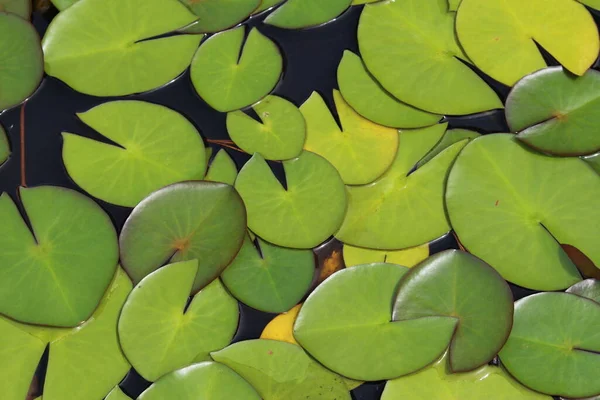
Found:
63,100 -> 206,207
499,293 -> 600,398
566,279 -> 600,304
446,134 -> 600,290
235,151 -> 346,249
0,124 -> 9,167
264,0 -> 352,29
358,0 -> 502,115
190,26 -> 282,112
456,0 -> 599,86
205,149 -> 238,185
300,90 -> 398,185
343,244 -> 429,268
178,0 -> 260,33
43,0 -> 201,96
120,181 -> 246,291
0,0 -> 30,19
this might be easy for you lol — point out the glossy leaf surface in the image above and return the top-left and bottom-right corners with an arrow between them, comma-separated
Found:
264,0 -> 352,29
567,279 -> 600,304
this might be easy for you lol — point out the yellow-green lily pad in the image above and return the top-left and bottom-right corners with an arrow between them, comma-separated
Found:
205,149 -> 238,185
178,0 -> 260,33
417,128 -> 480,168
343,243 -> 429,268
448,0 -> 461,11
264,0 -> 352,29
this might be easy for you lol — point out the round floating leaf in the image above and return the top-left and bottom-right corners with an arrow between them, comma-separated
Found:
235,151 -> 347,249
260,304 -> 302,345
300,90 -> 398,185
264,0 -> 352,29
456,0 -> 599,86
393,250 -> 513,372
499,293 -> 600,398
0,0 -> 30,18
0,186 -> 118,327
139,362 -> 261,400
63,100 -> 207,207
43,0 -> 201,96
446,134 -> 600,290
120,181 -> 247,291
205,149 -> 238,185
358,0 -> 502,115
567,279 -> 600,304
0,13 -> 42,111
191,27 -> 282,112
417,128 -> 480,168
178,0 -> 260,33
118,260 -> 239,381
294,263 -> 457,380
227,95 -> 306,161
337,51 -> 440,128
0,124 -> 9,167
336,124 -> 467,250
585,152 -> 600,174
254,0 -> 283,14
212,339 -> 351,399
222,235 -> 314,313
343,244 -> 429,268
506,67 -> 600,156
105,387 -> 131,400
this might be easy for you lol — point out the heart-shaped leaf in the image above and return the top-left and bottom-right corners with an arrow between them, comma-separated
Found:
235,151 -> 347,249
499,293 -> 600,398
264,0 -> 352,29
358,0 -> 502,115
567,279 -> 600,304
0,124 -> 9,167
446,134 -> 600,290
456,0 -> 599,86
254,0 -> 283,14
190,26 -> 282,112
105,387 -> 131,400
0,0 -> 30,19
120,181 -> 247,291
417,128 -> 480,168
260,304 -> 302,345
205,149 -> 238,185
300,90 -> 399,185
178,0 -> 260,33
343,243 -> 429,268
43,0 -> 201,96
63,100 -> 207,207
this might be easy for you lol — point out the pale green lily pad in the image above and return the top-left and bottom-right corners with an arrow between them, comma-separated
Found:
205,149 -> 238,185
300,90 -> 398,185
120,181 -> 246,291
43,0 -> 201,96
0,0 -> 30,18
118,260 -> 239,381
179,0 -> 260,33
63,100 -> 206,207
191,26 -> 282,112
499,293 -> 600,398
446,134 -> 600,290
50,0 -> 78,10
264,0 -> 352,29
343,243 -> 429,268
227,95 -> 306,161
567,279 -> 600,304
335,123 -> 466,250
417,128 -> 480,168
294,263 -> 457,380
337,51 -> 440,128
0,186 -> 118,327
585,152 -> 600,174
358,0 -> 502,115
222,234 -> 315,313
105,387 -> 131,400
254,0 -> 283,14
212,339 -> 351,399
0,124 -> 9,166
235,151 -> 346,249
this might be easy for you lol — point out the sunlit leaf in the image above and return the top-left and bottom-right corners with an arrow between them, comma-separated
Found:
179,0 -> 260,33
567,279 -> 600,304
343,243 -> 429,268
205,149 -> 238,185
264,0 -> 352,29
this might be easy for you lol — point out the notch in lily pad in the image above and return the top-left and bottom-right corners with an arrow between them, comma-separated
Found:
264,0 -> 352,29
178,0 -> 260,34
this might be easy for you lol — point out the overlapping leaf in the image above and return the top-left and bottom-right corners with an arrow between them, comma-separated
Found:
264,0 -> 352,29
205,149 -> 238,185
343,244 -> 429,268
179,0 -> 260,33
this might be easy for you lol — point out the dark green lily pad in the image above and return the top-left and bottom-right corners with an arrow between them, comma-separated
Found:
0,124 -> 9,167
264,0 -> 352,29
179,0 -> 260,33
417,128 -> 480,168
0,0 -> 30,18
205,149 -> 238,185
567,279 -> 600,304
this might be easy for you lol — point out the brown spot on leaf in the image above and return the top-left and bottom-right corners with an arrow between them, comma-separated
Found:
495,200 -> 499,206
553,111 -> 568,122
172,237 -> 191,251
268,350 -> 273,355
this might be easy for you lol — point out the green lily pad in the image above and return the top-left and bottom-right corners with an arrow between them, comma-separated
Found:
105,387 -> 131,400
358,0 -> 502,115
300,90 -> 399,185
235,151 -> 346,249
448,0 -> 461,11
254,0 -> 283,14
580,0 -> 600,9
178,0 -> 260,33
335,123 -> 467,250
294,263 -> 457,380
118,260 -> 239,381
343,243 -> 429,268
63,100 -> 207,207
43,0 -> 201,96
190,26 -> 282,112
227,95 -> 306,161
0,186 -> 118,327
0,13 -> 42,111
446,134 -> 600,290
264,0 -> 352,29
585,152 -> 600,174
393,250 -> 513,372
120,181 -> 246,291
212,339 -> 351,399
222,234 -> 315,313
205,149 -> 238,185
0,0 -> 30,18
0,124 -> 9,167
499,293 -> 600,398
139,362 -> 261,400
567,279 -> 600,304
50,0 -> 78,10
352,0 -> 379,4
337,51 -> 440,128
506,67 -> 600,156
417,128 -> 480,168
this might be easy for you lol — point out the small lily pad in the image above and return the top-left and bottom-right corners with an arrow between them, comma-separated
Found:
0,124 -> 9,167
178,0 -> 260,33
264,0 -> 352,29
0,0 -> 30,19
105,387 -> 131,400
343,244 -> 429,268
417,128 -> 480,168
567,279 -> 600,304
254,0 -> 283,14
205,149 -> 238,185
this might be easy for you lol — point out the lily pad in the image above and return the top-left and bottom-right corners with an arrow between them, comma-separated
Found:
294,263 -> 457,380
254,0 -> 283,14
63,100 -> 207,207
118,260 -> 239,381
580,0 -> 600,8
300,90 -> 398,185
50,0 -> 78,10
178,0 -> 260,33
448,0 -> 461,11
0,124 -> 9,167
446,134 -> 600,290
260,304 -> 302,345
499,293 -> 600,398
506,67 -> 600,156
212,339 -> 351,399
0,13 -> 42,111
43,0 -> 202,96
417,128 -> 480,168
585,152 -> 600,174
235,151 -> 346,249
264,0 -> 352,29
456,0 -> 599,86
337,51 -> 440,128
190,26 -> 282,112
205,149 -> 238,185
358,0 -> 502,115
119,181 -> 247,291
343,244 -> 429,268
567,279 -> 600,304
0,0 -> 30,18
105,387 -> 131,400
227,95 -> 306,161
